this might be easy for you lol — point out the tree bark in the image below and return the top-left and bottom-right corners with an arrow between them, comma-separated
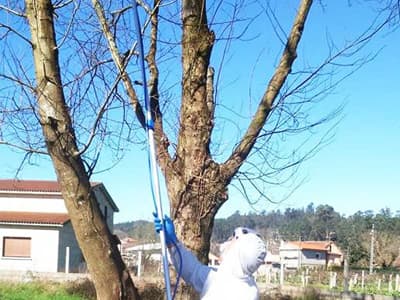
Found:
162,0 -> 221,260
25,0 -> 140,299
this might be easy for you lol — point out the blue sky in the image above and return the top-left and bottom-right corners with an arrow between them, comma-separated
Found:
1,2 -> 399,223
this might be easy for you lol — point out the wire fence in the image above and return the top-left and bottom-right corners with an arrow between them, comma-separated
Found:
256,266 -> 400,297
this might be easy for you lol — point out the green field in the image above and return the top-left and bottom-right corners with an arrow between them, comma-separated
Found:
0,281 -> 94,300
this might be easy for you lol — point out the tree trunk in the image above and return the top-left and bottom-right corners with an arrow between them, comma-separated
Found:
25,0 -> 140,299
164,0 -> 221,260
167,160 -> 229,262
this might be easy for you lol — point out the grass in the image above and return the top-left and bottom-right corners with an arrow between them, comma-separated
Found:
7,276 -> 400,300
0,280 -> 95,300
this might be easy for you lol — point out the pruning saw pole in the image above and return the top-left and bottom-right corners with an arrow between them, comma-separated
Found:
132,2 -> 172,300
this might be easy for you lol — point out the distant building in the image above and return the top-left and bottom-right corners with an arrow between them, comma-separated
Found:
208,252 -> 220,267
279,240 -> 343,269
119,237 -> 138,252
265,252 -> 281,268
0,179 -> 118,273
121,241 -> 221,276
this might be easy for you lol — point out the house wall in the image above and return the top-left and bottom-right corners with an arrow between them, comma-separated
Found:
0,225 -> 60,272
0,196 -> 66,213
0,182 -> 117,273
0,186 -> 116,231
327,254 -> 343,267
300,249 -> 327,267
93,187 -> 114,231
280,248 -> 327,269
328,244 -> 344,266
58,222 -> 85,273
280,249 -> 300,269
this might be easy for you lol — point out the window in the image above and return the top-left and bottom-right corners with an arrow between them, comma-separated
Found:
2,237 -> 31,258
104,205 -> 108,220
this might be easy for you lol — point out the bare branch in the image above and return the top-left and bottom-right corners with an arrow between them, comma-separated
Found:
75,74 -> 122,156
56,0 -> 79,49
145,0 -> 173,170
0,4 -> 25,17
0,24 -> 32,44
0,140 -> 48,155
222,0 -> 313,177
53,0 -> 74,9
92,0 -> 146,128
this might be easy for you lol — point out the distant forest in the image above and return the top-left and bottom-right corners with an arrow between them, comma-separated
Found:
115,203 -> 400,268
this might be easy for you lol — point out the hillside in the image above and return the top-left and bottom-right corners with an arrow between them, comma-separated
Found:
115,203 -> 400,267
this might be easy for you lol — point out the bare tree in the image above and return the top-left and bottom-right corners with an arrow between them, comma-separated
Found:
373,231 -> 400,268
92,0 -> 396,263
0,0 -> 140,299
360,230 -> 400,268
0,0 -> 397,298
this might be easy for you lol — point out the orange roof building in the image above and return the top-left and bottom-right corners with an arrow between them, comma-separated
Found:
280,240 -> 343,269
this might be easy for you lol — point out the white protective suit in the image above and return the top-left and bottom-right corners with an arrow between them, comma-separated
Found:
169,227 -> 266,300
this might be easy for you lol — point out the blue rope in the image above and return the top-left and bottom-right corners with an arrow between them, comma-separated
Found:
131,2 -> 173,300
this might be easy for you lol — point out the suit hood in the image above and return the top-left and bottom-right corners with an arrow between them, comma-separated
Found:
219,227 -> 266,277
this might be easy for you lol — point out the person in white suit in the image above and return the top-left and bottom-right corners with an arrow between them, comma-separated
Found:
154,214 -> 267,300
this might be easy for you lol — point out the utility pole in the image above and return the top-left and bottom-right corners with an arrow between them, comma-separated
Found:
343,248 -> 349,293
369,224 -> 375,274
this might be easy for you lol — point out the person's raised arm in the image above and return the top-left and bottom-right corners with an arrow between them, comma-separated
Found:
153,213 -> 213,293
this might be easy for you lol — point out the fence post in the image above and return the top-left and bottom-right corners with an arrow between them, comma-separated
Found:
280,263 -> 284,286
266,267 -> 271,284
333,272 -> 337,288
329,271 -> 337,289
343,254 -> 349,292
137,250 -> 142,278
305,268 -> 309,286
65,246 -> 70,274
361,270 -> 365,290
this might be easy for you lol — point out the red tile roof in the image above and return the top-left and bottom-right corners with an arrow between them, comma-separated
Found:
288,241 -> 330,251
0,179 -> 100,193
0,211 -> 70,225
0,179 -> 62,193
0,179 -> 119,212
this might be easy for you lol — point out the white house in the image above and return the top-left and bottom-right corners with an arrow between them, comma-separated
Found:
279,241 -> 343,270
0,179 -> 119,273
